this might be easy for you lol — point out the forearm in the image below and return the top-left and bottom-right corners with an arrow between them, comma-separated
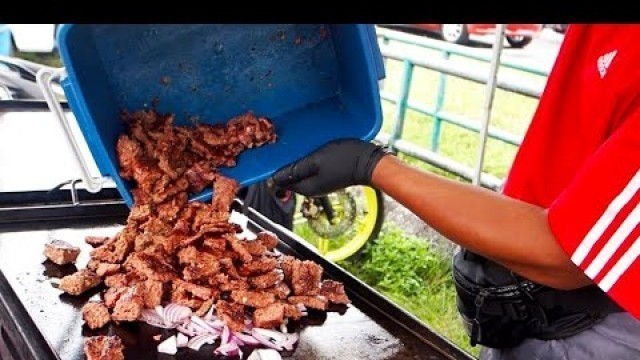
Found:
372,155 -> 591,290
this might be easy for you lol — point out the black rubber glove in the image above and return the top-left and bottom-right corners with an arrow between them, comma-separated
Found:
271,138 -> 390,197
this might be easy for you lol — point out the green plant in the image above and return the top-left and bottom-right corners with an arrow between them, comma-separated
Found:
339,224 -> 479,357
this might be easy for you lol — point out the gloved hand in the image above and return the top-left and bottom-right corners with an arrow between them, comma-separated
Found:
271,138 -> 391,197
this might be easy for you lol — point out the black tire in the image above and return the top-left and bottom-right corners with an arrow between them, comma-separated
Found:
506,36 -> 532,48
440,24 -> 469,45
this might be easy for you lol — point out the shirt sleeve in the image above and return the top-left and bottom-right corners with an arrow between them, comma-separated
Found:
548,107 -> 640,318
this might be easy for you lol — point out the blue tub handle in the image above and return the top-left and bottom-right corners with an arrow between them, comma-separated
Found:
36,67 -> 106,193
364,25 -> 386,81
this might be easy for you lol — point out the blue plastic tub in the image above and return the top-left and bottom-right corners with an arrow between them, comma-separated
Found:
56,24 -> 385,207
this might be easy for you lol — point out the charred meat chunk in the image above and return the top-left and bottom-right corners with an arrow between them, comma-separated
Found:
257,231 -> 279,250
85,236 -> 111,247
95,263 -> 122,277
249,270 -> 284,290
84,335 -> 124,360
230,290 -> 276,308
123,252 -> 177,283
216,300 -> 247,332
319,280 -> 350,305
291,260 -> 323,295
253,302 -> 285,329
82,301 -> 111,329
111,284 -> 145,322
288,295 -> 329,311
59,269 -> 101,296
44,239 -> 81,265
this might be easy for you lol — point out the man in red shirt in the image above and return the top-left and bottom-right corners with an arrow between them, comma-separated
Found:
273,24 -> 640,358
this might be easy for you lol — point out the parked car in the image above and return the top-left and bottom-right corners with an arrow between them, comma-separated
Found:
1,24 -> 58,55
546,24 -> 569,34
387,24 -> 543,48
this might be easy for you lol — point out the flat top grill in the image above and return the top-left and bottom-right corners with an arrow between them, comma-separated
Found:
0,103 -> 473,360
0,204 -> 472,360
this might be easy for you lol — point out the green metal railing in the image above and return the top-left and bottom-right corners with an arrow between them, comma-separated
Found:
375,27 -> 549,189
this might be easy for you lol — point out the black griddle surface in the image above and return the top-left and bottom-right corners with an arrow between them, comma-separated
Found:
0,223 -> 466,360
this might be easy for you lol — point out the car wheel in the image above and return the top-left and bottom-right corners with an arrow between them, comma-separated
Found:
440,24 -> 469,45
506,35 -> 532,48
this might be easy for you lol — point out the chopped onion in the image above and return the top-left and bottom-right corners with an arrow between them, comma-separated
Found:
176,332 -> 189,348
140,309 -> 173,329
187,333 -> 218,351
233,331 -> 262,346
248,348 -> 283,360
190,316 -> 221,335
215,339 -> 243,358
203,304 -> 217,321
250,329 -> 283,351
252,328 -> 299,351
163,303 -> 192,326
281,332 -> 299,351
205,318 -> 224,330
176,320 -> 201,336
220,325 -> 231,346
158,335 -> 178,355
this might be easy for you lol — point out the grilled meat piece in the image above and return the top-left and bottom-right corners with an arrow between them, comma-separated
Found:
320,280 -> 350,305
82,301 -> 111,329
85,236 -> 111,247
59,269 -> 101,296
288,295 -> 329,311
111,284 -> 145,322
253,302 -> 285,329
216,300 -> 247,332
44,239 -> 81,265
230,290 -> 276,308
291,260 -> 323,296
84,335 -> 124,360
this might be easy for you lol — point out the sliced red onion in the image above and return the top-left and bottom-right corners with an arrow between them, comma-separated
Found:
176,332 -> 189,348
233,331 -> 261,346
252,328 -> 299,351
139,309 -> 173,329
281,332 -> 299,351
204,318 -> 224,330
250,328 -> 283,351
296,303 -> 307,312
214,339 -> 243,358
190,316 -> 221,335
203,303 -> 217,321
220,325 -> 231,346
176,321 -> 200,337
163,303 -> 192,326
279,320 -> 288,334
233,334 -> 245,347
187,333 -> 218,351
154,305 -> 165,318
158,335 -> 178,355
247,348 -> 283,360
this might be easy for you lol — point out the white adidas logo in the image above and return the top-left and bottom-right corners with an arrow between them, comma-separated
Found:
598,50 -> 617,78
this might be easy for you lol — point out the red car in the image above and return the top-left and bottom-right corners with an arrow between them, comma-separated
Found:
391,24 -> 543,48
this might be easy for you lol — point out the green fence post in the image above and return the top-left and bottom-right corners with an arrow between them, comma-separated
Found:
431,50 -> 450,152
389,60 -> 414,151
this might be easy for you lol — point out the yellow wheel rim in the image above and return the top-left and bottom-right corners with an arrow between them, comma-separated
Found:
322,186 -> 379,262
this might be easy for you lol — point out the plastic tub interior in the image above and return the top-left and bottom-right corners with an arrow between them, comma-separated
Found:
57,24 -> 385,207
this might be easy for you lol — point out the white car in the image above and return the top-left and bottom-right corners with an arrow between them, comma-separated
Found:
3,24 -> 58,53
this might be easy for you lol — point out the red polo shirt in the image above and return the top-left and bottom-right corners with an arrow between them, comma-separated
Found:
502,24 -> 640,319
